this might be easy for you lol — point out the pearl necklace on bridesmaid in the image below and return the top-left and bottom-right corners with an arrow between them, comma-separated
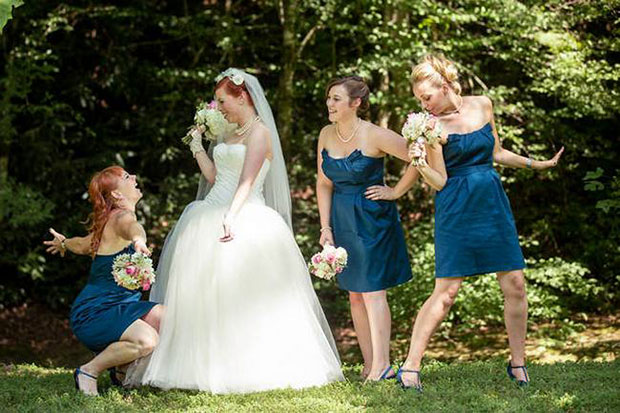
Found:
336,118 -> 362,143
235,115 -> 261,136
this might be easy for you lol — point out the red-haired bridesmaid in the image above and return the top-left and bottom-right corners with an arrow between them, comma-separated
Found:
44,166 -> 163,396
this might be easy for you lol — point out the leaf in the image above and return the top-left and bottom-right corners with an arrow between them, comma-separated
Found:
584,181 -> 604,191
0,0 -> 24,32
583,168 -> 604,181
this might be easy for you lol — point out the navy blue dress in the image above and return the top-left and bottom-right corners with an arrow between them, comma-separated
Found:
322,149 -> 412,292
435,122 -> 525,278
70,245 -> 157,352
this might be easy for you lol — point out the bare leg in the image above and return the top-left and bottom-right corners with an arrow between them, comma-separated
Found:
363,290 -> 393,381
113,305 -> 165,378
141,304 -> 164,333
400,277 -> 463,387
349,292 -> 373,378
76,319 -> 159,395
497,270 -> 529,381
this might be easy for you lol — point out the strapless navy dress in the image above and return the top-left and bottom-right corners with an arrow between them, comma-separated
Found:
70,245 -> 157,352
435,123 -> 525,278
322,149 -> 412,292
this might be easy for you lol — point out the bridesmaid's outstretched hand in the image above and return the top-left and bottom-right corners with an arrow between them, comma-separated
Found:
43,227 -> 67,257
537,146 -> 564,170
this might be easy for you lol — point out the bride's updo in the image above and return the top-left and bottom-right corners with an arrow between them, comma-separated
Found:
326,76 -> 370,113
215,76 -> 254,106
410,55 -> 462,95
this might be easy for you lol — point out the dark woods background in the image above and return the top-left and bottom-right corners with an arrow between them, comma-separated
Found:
1,0 -> 618,335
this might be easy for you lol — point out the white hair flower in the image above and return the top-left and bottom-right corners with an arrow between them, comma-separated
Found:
231,73 -> 244,86
215,69 -> 245,86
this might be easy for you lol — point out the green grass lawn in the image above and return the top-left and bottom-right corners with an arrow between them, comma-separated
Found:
1,360 -> 618,412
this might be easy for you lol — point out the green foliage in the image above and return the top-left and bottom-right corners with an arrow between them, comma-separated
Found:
584,168 -> 620,214
1,361 -> 620,412
0,0 -> 23,31
0,179 -> 53,228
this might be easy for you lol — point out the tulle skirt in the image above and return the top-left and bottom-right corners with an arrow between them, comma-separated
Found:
125,200 -> 343,393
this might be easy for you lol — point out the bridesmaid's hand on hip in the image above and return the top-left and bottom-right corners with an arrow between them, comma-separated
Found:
365,185 -> 396,201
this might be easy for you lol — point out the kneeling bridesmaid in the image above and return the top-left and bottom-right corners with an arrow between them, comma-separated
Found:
44,166 -> 163,395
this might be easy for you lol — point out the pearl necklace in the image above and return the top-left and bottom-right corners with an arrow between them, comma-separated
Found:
235,116 -> 260,136
336,118 -> 362,143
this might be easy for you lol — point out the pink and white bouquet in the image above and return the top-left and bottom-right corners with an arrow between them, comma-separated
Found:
402,112 -> 442,166
112,252 -> 156,291
309,244 -> 348,280
181,100 -> 231,145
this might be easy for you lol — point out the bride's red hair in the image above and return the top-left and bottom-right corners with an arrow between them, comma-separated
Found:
85,166 -> 124,256
215,76 -> 254,106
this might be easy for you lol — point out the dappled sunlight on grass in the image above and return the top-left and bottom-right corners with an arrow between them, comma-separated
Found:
1,360 -> 618,412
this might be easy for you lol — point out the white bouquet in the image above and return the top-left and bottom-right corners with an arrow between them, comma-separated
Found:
402,112 -> 442,166
181,100 -> 231,145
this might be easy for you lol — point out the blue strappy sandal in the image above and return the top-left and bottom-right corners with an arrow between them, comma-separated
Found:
378,365 -> 397,381
73,367 -> 98,393
506,361 -> 530,387
396,365 -> 423,392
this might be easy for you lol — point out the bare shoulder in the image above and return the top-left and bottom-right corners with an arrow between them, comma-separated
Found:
366,121 -> 400,140
254,122 -> 271,142
245,122 -> 271,148
468,95 -> 493,109
318,124 -> 334,145
319,124 -> 334,138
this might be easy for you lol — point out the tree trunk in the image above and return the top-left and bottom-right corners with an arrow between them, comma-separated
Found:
276,0 -> 297,155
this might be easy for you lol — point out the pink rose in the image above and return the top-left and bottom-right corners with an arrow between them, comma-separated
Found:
312,254 -> 322,264
207,100 -> 217,110
125,266 -> 136,275
326,253 -> 336,264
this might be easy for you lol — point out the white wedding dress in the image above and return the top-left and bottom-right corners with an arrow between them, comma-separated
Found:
125,143 -> 344,393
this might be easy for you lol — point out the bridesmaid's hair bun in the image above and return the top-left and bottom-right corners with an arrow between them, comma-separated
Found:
326,75 -> 370,113
411,54 -> 462,95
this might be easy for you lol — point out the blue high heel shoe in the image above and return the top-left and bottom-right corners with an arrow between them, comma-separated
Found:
73,367 -> 98,395
378,365 -> 396,381
506,361 -> 530,387
396,365 -> 423,392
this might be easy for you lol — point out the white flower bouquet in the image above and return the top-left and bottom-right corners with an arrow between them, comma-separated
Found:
181,100 -> 231,145
402,112 -> 442,166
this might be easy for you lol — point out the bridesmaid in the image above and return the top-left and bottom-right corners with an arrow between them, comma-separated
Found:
316,76 -> 419,381
44,166 -> 164,395
397,55 -> 564,390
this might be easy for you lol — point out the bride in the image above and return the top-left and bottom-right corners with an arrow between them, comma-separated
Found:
125,68 -> 344,393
